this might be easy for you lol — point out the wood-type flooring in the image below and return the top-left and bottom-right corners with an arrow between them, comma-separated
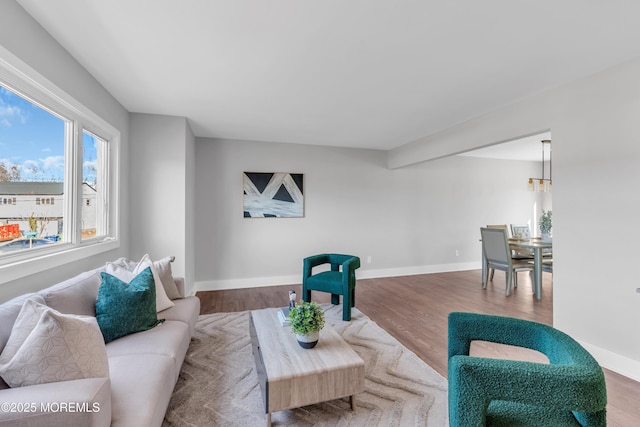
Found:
197,269 -> 639,426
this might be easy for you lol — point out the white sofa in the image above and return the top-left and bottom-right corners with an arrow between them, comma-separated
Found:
0,264 -> 200,427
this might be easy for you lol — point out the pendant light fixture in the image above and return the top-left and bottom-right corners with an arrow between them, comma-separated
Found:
528,139 -> 552,192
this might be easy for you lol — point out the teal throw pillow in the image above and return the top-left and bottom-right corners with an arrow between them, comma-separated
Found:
96,267 -> 163,343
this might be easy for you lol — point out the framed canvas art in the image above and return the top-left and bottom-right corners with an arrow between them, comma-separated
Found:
243,172 -> 304,218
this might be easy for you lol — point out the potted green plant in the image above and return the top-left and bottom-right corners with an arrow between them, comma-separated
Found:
288,301 -> 325,349
539,210 -> 552,241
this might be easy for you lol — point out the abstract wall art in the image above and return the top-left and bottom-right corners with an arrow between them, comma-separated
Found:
243,172 -> 304,218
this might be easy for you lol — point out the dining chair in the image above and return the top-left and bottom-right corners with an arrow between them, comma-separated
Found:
511,223 -> 552,258
480,227 -> 534,296
529,258 -> 553,292
485,224 -> 533,277
509,223 -> 536,260
485,224 -> 509,280
510,223 -> 531,239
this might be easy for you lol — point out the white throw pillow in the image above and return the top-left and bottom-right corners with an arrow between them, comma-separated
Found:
108,256 -> 138,271
106,254 -> 175,312
0,300 -> 109,388
153,256 -> 181,300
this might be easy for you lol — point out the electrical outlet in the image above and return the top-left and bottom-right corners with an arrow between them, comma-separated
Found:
455,250 -> 460,257
367,256 -> 372,264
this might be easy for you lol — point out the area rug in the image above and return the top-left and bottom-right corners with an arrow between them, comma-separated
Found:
162,304 -> 448,426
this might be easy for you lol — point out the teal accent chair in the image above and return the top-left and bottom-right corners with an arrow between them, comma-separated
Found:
448,312 -> 607,427
302,254 -> 360,321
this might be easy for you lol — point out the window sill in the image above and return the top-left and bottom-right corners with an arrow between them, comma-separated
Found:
0,239 -> 120,286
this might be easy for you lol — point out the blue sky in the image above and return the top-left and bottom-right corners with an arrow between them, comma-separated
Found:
0,85 -> 97,183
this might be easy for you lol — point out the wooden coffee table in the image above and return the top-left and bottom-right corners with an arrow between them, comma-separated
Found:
249,308 -> 365,426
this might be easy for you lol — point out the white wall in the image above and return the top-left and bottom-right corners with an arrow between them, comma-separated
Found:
184,122 -> 196,292
195,138 -> 539,289
129,113 -> 196,295
4,0 -> 634,381
0,1 -> 130,301
389,57 -> 640,380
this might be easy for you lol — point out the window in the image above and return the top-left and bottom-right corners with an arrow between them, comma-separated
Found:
0,85 -> 66,247
0,55 -> 119,278
82,130 -> 106,240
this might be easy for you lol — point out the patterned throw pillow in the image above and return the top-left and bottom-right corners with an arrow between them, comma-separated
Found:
96,267 -> 164,343
0,300 -> 109,388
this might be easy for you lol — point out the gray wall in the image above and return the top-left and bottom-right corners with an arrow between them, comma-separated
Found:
390,57 -> 640,380
3,0 -> 637,381
184,121 -> 196,294
195,138 -> 540,289
129,113 -> 196,295
0,1 -> 130,301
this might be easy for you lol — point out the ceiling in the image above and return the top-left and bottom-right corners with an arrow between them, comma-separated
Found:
15,1 -> 640,151
459,131 -> 551,162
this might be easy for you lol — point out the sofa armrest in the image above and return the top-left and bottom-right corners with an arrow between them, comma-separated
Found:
0,377 -> 111,427
173,277 -> 186,298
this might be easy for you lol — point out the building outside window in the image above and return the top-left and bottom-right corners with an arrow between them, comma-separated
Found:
0,66 -> 118,264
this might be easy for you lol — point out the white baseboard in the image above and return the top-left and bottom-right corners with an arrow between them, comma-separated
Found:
195,262 -> 640,384
356,262 -> 481,279
194,261 -> 481,292
196,274 -> 301,292
579,340 -> 640,382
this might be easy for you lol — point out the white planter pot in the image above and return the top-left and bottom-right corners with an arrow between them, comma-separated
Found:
296,331 -> 319,349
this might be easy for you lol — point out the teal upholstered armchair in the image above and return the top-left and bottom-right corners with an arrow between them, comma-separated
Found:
303,254 -> 360,321
448,312 -> 607,427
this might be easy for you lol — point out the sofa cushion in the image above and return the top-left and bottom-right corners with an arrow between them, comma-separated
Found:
0,377 -> 112,426
106,254 -> 175,312
96,268 -> 163,343
108,354 -> 176,427
0,300 -> 109,388
39,269 -> 102,316
158,296 -> 201,336
0,293 -> 46,354
106,320 -> 190,383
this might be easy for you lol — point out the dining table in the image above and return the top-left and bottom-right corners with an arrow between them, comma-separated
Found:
508,238 -> 552,300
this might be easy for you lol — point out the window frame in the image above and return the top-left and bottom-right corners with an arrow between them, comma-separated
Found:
80,129 -> 109,242
0,48 -> 120,285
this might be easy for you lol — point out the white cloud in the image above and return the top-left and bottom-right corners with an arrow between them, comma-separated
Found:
21,159 -> 39,175
0,101 -> 26,128
16,159 -> 58,181
41,155 -> 64,170
1,155 -> 66,182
